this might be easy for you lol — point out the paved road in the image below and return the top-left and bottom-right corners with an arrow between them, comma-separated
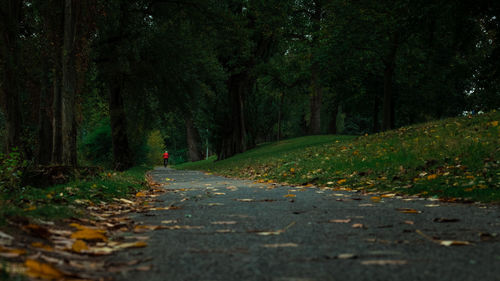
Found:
114,167 -> 500,281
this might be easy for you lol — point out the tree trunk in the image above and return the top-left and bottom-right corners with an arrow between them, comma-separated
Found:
308,1 -> 323,135
109,75 -> 133,171
381,33 -> 399,132
60,0 -> 78,166
277,91 -> 285,141
328,102 -> 339,134
0,0 -> 24,153
51,65 -> 63,163
218,72 -> 251,160
37,69 -> 54,165
185,114 -> 203,162
309,61 -> 322,135
372,92 -> 380,133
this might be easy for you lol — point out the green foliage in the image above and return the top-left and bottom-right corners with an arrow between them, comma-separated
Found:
146,130 -> 165,165
177,111 -> 500,202
0,149 -> 28,192
80,121 -> 113,167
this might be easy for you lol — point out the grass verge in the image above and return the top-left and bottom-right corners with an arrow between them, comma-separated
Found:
0,165 -> 151,226
177,111 -> 499,202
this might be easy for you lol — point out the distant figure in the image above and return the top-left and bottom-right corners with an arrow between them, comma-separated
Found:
163,151 -> 169,167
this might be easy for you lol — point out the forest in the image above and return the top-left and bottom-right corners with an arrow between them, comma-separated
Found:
1,0 -> 499,172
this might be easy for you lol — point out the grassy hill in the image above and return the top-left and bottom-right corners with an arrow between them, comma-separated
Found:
177,111 -> 500,202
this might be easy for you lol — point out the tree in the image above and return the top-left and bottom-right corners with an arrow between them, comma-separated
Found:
0,0 -> 24,153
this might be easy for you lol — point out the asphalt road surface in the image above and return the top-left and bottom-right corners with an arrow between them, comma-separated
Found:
113,167 -> 500,281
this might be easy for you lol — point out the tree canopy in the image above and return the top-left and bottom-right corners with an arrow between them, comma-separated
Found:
0,0 -> 498,168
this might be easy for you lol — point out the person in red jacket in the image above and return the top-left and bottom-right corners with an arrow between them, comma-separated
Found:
163,151 -> 169,167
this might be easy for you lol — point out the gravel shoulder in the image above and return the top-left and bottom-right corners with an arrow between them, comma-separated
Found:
113,167 -> 500,281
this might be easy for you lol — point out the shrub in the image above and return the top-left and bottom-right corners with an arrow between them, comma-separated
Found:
146,130 -> 165,165
0,149 -> 28,192
80,122 -> 113,167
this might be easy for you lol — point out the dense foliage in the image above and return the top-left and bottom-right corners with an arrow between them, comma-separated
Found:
0,0 -> 498,173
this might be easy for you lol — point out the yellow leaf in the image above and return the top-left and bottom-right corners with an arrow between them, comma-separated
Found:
427,174 -> 437,180
71,240 -> 89,253
136,191 -> 146,197
284,194 -> 296,198
397,208 -> 421,214
31,242 -> 53,251
337,179 -> 347,185
290,168 -> 295,173
488,121 -> 498,127
25,259 -> 63,280
370,196 -> 381,203
70,229 -> 107,242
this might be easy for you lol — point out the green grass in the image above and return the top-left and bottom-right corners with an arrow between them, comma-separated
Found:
177,111 -> 500,202
0,165 -> 151,225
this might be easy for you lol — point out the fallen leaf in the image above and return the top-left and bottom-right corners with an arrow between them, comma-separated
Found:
255,222 -> 296,236
136,265 -> 152,271
370,196 -> 381,203
71,228 -> 107,242
31,242 -> 53,251
329,219 -> 351,223
262,243 -> 298,248
135,192 -> 146,197
352,223 -> 364,228
213,192 -> 226,195
207,203 -> 224,206
361,259 -> 407,265
211,221 -> 237,225
337,253 -> 357,259
404,220 -> 414,225
284,194 -> 296,198
161,220 -> 178,224
424,204 -> 440,207
427,174 -> 438,180
396,208 -> 421,214
236,199 -> 254,202
25,259 -> 64,280
433,218 -> 460,223
381,193 -> 396,198
114,241 -> 148,249
0,231 -> 14,245
71,240 -> 89,253
440,240 -> 470,246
